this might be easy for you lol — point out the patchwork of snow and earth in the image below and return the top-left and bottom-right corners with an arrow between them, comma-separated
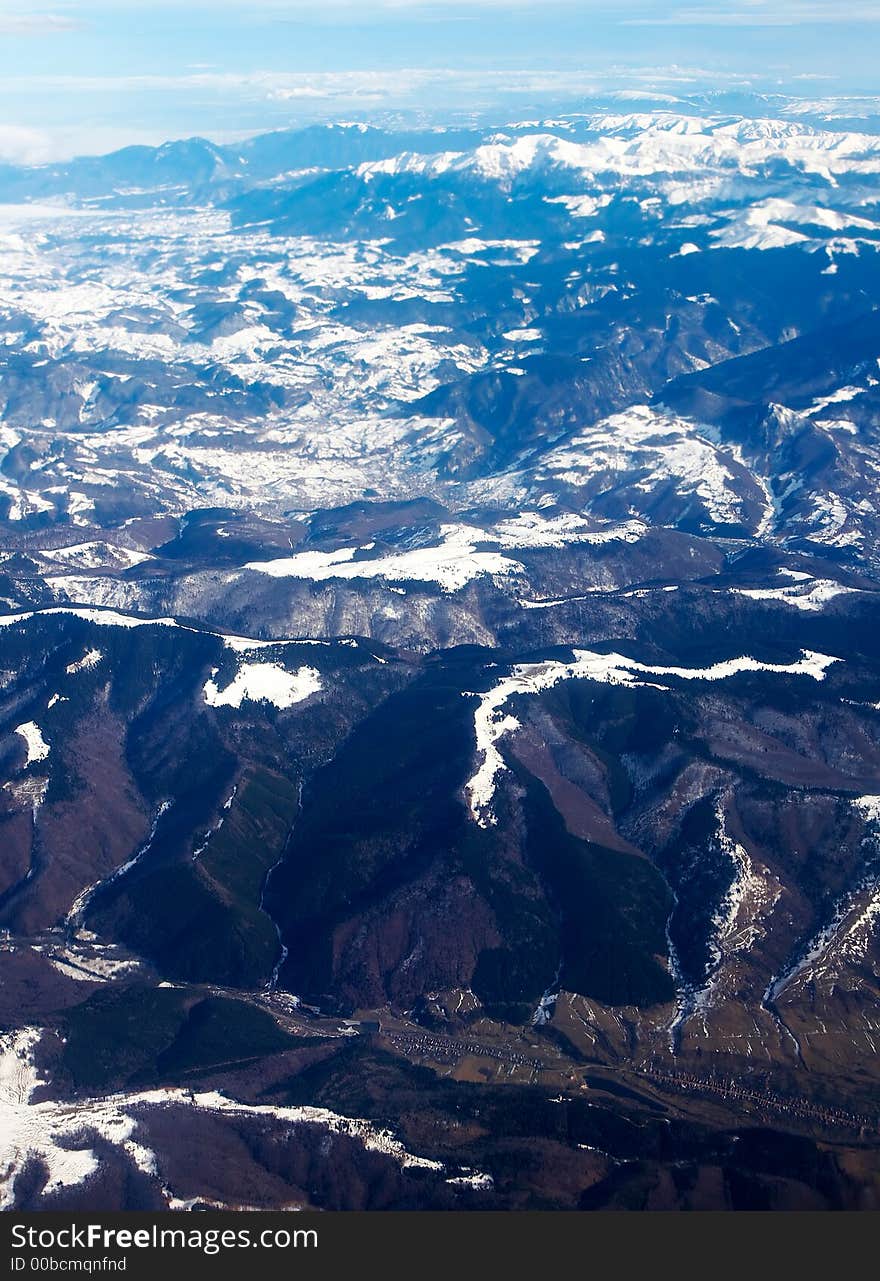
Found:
29,932 -> 144,984
245,526 -> 521,593
765,796 -> 880,1002
534,405 -> 771,532
0,1027 -> 445,1211
669,799 -> 782,1041
731,579 -> 863,611
242,516 -> 645,591
0,109 -> 877,548
38,542 -> 152,571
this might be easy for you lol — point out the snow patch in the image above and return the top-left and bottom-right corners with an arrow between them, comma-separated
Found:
14,722 -> 49,765
502,328 -> 542,342
65,649 -> 102,675
204,663 -> 322,710
732,580 -> 862,611
244,525 -> 521,594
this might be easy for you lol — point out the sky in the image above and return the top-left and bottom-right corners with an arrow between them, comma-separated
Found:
1,1 -> 879,162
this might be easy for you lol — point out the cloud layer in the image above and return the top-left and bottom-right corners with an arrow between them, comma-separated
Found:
7,0 -> 880,18
0,12 -> 81,34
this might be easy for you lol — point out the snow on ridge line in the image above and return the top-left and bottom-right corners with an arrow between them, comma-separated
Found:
13,722 -> 49,766
204,662 -> 322,710
0,606 -> 334,651
37,542 -> 152,571
0,606 -> 176,630
242,517 -> 646,591
357,118 -> 880,189
466,647 -> 841,826
731,580 -> 862,612
243,525 -> 521,593
0,1027 -> 446,1211
489,513 -> 646,549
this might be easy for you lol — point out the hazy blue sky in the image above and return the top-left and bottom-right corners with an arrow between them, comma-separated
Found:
1,1 -> 879,161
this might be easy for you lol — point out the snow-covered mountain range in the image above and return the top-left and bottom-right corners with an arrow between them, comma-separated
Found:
1,97 -> 880,1211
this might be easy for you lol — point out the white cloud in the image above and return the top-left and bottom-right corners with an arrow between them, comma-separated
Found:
0,10 -> 81,33
0,125 -> 58,163
627,2 -> 880,24
0,62 -> 772,163
0,64 -> 757,99
0,123 -> 225,164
